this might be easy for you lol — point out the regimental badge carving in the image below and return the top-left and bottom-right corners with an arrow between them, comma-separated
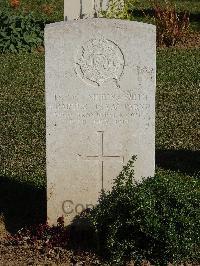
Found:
75,38 -> 125,87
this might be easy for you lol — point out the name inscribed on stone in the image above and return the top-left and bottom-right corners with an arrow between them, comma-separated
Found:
56,92 -> 151,128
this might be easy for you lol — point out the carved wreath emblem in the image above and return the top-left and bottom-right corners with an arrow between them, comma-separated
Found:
75,38 -> 125,87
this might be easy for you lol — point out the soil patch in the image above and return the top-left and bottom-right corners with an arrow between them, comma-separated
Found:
0,215 -> 9,240
0,239 -> 101,265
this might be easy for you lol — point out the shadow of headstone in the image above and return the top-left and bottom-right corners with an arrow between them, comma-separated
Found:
66,210 -> 99,253
0,175 -> 46,233
156,149 -> 200,177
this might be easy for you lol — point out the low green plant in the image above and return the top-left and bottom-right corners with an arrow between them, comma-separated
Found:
88,157 -> 200,265
0,8 -> 44,53
102,0 -> 135,20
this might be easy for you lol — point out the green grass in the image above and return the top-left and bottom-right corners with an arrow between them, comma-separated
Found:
156,49 -> 200,162
0,52 -> 45,188
134,0 -> 200,13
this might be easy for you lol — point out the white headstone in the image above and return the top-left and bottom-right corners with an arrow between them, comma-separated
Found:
45,19 -> 156,225
64,0 -> 109,20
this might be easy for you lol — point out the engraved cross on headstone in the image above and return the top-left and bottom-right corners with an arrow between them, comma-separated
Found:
80,131 -> 124,190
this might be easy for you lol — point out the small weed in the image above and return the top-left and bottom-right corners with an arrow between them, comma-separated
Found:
153,1 -> 190,46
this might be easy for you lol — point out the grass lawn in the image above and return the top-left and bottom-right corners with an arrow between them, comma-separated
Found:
156,48 -> 200,152
134,0 -> 200,13
0,52 -> 45,188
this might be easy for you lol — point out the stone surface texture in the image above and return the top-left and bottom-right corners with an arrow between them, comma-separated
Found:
45,19 -> 156,225
64,0 -> 109,20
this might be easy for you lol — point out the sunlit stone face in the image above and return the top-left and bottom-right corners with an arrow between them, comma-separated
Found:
45,19 -> 156,225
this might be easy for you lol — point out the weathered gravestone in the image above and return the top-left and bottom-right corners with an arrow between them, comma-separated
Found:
64,0 -> 109,20
45,19 -> 156,225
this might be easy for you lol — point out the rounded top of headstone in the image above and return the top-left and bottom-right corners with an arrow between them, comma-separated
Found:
45,19 -> 156,33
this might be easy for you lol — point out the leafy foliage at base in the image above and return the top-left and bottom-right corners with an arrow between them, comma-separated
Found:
89,157 -> 200,265
0,8 -> 43,53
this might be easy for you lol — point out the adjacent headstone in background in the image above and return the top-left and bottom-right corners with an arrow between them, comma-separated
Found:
45,19 -> 156,225
64,0 -> 109,20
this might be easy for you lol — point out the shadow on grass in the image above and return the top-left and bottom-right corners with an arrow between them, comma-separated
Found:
131,8 -> 199,16
0,175 -> 46,233
130,8 -> 154,18
156,149 -> 200,177
190,12 -> 200,23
